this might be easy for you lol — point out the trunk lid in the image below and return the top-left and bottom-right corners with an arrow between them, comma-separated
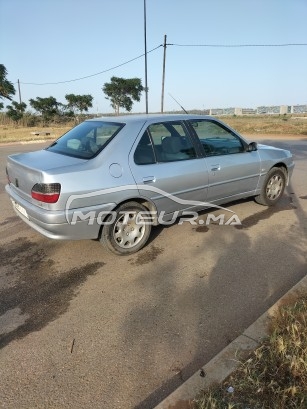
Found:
6,149 -> 86,202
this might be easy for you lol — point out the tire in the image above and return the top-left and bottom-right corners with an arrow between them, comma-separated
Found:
100,201 -> 152,255
255,167 -> 286,206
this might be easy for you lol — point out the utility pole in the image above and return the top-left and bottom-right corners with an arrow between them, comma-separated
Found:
161,34 -> 167,113
144,0 -> 148,114
17,79 -> 22,104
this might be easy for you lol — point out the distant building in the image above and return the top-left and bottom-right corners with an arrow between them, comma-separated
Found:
292,105 -> 307,114
209,108 -> 224,116
241,108 -> 257,115
205,104 -> 307,116
257,106 -> 281,114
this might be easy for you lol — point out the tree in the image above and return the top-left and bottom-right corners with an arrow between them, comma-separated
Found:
29,96 -> 61,124
0,64 -> 16,101
65,94 -> 93,119
6,101 -> 27,123
102,76 -> 144,115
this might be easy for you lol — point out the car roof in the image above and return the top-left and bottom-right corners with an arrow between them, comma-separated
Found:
86,113 -> 213,123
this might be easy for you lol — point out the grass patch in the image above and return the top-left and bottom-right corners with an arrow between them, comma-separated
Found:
0,125 -> 71,144
194,295 -> 307,409
219,115 -> 307,136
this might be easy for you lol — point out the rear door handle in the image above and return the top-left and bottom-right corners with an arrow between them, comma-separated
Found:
143,176 -> 156,183
211,165 -> 221,171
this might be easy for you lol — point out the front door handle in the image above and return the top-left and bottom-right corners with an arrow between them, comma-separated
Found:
211,165 -> 221,171
143,176 -> 156,183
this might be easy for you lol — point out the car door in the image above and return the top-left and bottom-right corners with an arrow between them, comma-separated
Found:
129,120 -> 209,216
187,119 -> 261,203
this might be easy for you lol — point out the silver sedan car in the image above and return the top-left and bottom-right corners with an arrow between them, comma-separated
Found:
5,114 -> 294,255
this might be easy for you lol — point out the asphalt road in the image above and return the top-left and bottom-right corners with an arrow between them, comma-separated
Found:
0,137 -> 306,409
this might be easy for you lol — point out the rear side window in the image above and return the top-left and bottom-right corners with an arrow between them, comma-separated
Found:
134,131 -> 155,165
46,121 -> 124,159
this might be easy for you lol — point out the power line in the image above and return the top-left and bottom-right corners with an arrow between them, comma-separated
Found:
19,44 -> 163,85
169,43 -> 307,47
15,42 -> 307,86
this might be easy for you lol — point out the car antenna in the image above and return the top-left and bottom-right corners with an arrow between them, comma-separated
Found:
168,93 -> 188,114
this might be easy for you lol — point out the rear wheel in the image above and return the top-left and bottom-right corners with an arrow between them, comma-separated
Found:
100,201 -> 152,255
255,167 -> 286,206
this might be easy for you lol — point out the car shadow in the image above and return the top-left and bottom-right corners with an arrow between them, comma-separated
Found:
146,192 -> 295,248
0,236 -> 105,349
120,183 -> 306,408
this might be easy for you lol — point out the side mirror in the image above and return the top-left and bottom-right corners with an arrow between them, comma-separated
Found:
247,141 -> 258,152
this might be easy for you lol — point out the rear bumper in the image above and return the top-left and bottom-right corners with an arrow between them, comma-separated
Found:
5,184 -> 115,240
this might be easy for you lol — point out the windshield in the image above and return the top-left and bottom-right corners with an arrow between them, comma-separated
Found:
46,121 -> 124,159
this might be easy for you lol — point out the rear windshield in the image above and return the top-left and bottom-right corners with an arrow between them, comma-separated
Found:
46,121 -> 124,159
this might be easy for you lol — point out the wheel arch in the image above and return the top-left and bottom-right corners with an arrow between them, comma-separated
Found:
97,196 -> 158,240
269,162 -> 289,183
255,164 -> 288,206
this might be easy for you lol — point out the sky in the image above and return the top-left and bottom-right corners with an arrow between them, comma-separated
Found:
1,0 -> 307,114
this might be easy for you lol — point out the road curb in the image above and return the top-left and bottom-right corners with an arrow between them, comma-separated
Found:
154,274 -> 307,409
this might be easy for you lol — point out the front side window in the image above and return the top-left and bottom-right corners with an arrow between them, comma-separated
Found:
46,121 -> 124,159
189,120 -> 244,156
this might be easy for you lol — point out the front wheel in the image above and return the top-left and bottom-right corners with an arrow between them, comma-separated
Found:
255,167 -> 286,206
100,201 -> 152,255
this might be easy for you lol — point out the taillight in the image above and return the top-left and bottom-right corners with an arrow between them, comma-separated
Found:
31,183 -> 61,203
